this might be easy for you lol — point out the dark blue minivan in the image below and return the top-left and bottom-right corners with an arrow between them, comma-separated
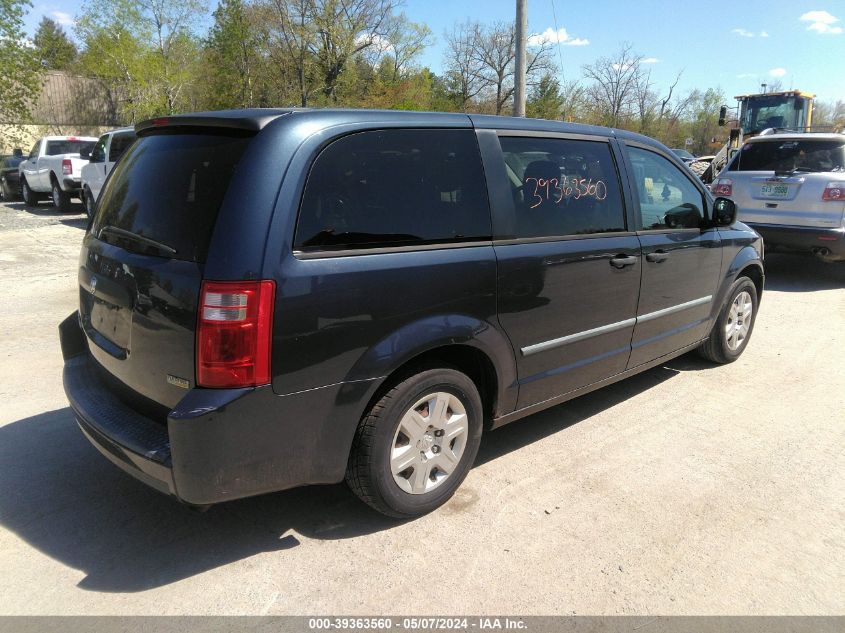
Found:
60,109 -> 764,517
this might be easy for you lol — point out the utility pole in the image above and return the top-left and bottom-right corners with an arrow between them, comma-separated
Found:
513,0 -> 527,117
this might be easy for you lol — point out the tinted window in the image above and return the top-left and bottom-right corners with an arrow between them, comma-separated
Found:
628,147 -> 704,230
295,129 -> 491,250
91,137 -> 107,163
109,131 -> 136,162
93,132 -> 251,262
728,139 -> 845,172
498,136 -> 626,238
46,140 -> 96,156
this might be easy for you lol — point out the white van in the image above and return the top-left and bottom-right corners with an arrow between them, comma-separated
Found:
80,127 -> 137,217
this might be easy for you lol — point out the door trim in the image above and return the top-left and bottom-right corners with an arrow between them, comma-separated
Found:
521,295 -> 713,356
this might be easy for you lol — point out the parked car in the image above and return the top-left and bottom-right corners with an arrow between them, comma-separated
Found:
0,151 -> 24,200
19,135 -> 97,211
80,127 -> 137,217
671,148 -> 696,163
60,109 -> 764,518
711,132 -> 845,262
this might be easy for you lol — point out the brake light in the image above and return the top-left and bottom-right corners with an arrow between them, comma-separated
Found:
822,182 -> 844,201
62,159 -> 72,175
712,178 -> 732,196
197,280 -> 275,388
152,118 -> 169,127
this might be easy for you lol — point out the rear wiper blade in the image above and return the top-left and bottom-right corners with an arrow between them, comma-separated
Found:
98,225 -> 177,256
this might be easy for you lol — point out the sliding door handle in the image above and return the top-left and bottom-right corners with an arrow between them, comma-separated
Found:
609,255 -> 638,269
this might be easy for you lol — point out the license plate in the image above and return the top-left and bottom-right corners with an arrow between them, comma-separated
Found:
760,184 -> 789,198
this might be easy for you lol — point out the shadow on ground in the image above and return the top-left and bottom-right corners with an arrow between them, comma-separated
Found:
0,362 -> 683,594
763,253 -> 845,292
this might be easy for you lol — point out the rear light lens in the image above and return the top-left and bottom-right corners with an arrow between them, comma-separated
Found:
822,182 -> 844,201
62,159 -> 72,175
712,178 -> 732,196
197,280 -> 275,388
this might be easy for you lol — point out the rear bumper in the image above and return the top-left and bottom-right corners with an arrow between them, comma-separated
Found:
61,176 -> 81,192
59,312 -> 373,505
745,223 -> 845,260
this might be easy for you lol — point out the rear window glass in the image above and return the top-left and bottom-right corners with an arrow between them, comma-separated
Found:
46,140 -> 95,156
295,129 -> 491,251
729,139 -> 845,172
92,132 -> 251,262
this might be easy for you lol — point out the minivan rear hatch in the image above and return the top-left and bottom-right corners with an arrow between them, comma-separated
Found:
79,131 -> 254,413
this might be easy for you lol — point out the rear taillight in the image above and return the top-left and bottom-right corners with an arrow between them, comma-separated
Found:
197,280 -> 275,388
712,178 -> 732,196
62,159 -> 72,175
822,182 -> 844,201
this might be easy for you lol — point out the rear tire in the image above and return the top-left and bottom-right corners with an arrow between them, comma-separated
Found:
21,179 -> 38,206
346,367 -> 483,518
698,276 -> 758,364
0,177 -> 11,201
51,179 -> 72,212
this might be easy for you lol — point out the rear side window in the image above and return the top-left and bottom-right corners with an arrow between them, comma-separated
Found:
295,129 -> 491,251
46,140 -> 95,155
109,132 -> 136,162
93,132 -> 251,262
499,136 -> 626,238
728,139 -> 845,172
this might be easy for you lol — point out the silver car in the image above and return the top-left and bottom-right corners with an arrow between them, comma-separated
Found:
711,132 -> 845,262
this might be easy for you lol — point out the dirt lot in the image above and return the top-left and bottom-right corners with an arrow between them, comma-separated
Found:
0,198 -> 842,616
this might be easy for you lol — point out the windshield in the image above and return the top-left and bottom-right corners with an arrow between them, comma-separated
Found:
45,140 -> 96,156
672,149 -> 695,161
92,132 -> 252,262
728,139 -> 845,173
739,96 -> 807,133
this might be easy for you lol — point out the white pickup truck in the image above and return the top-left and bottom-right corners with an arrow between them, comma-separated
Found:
19,136 -> 98,211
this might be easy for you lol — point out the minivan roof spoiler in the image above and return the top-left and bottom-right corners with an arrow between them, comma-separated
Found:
136,109 -> 300,135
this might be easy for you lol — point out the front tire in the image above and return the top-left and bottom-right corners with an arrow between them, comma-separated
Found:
52,180 -> 72,212
21,179 -> 38,206
346,367 -> 483,518
698,276 -> 758,364
82,186 -> 95,218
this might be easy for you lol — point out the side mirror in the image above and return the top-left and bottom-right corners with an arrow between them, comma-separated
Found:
80,148 -> 91,159
718,106 -> 727,127
713,197 -> 737,226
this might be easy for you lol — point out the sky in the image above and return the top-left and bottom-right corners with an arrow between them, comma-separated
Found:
22,0 -> 845,104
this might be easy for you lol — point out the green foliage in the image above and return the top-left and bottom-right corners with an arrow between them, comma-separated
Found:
76,0 -> 206,121
527,74 -> 563,121
33,16 -> 78,70
0,0 -> 43,144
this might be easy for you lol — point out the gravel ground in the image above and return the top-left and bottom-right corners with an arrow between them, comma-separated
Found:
0,198 -> 843,615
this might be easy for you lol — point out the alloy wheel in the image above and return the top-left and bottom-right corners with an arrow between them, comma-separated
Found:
725,290 -> 753,351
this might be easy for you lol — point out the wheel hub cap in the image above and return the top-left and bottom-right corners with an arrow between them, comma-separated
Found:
390,391 -> 469,495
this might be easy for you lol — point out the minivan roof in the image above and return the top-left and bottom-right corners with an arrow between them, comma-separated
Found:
135,108 -> 665,150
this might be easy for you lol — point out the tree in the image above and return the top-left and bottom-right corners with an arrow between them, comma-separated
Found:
366,12 -> 432,82
33,16 -> 78,70
205,0 -> 260,108
0,0 -> 43,149
526,73 -> 563,120
442,21 -> 484,111
470,21 -> 553,115
582,43 -> 645,127
76,0 -> 206,119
